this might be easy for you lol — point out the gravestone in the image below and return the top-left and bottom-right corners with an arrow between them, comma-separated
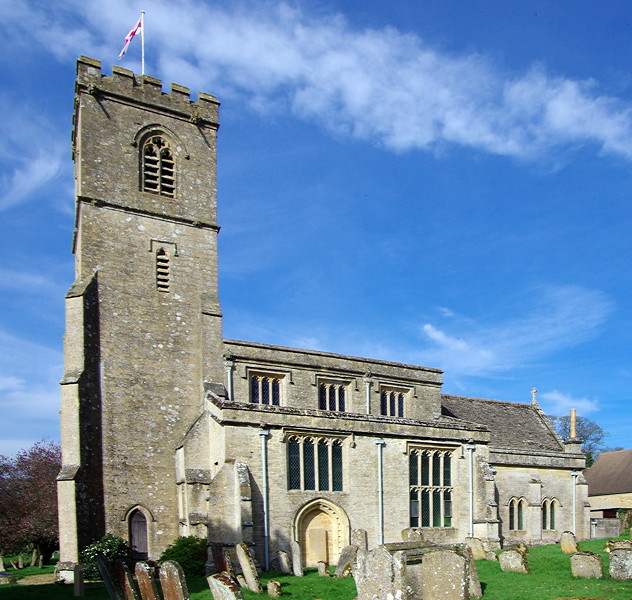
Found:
354,545 -> 407,600
401,528 -> 424,542
464,538 -> 486,560
0,573 -> 17,585
223,550 -> 236,580
317,561 -> 329,576
96,556 -> 124,600
334,545 -> 358,578
135,562 -> 161,600
159,560 -> 190,600
422,549 -> 469,600
207,572 -> 244,600
235,543 -> 263,593
17,555 -> 23,569
0,557 -> 4,572
211,544 -> 228,573
236,574 -> 247,588
74,564 -> 85,597
276,550 -> 291,574
609,548 -> 632,580
605,539 -> 632,553
498,549 -> 530,574
114,561 -> 141,600
484,552 -> 498,561
38,555 -> 43,568
30,548 -> 38,567
560,531 -> 579,554
351,529 -> 368,550
291,541 -> 304,577
570,552 -> 603,579
267,580 -> 282,598
463,547 -> 482,600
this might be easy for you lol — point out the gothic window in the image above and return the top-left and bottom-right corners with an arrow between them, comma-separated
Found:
380,389 -> 405,417
250,374 -> 282,405
509,498 -> 526,530
541,498 -> 558,530
141,135 -> 175,197
409,449 -> 452,528
288,436 -> 343,492
318,381 -> 347,411
156,248 -> 170,292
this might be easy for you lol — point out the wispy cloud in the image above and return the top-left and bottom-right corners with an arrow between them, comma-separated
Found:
538,390 -> 599,416
5,1 -> 632,163
415,285 -> 613,377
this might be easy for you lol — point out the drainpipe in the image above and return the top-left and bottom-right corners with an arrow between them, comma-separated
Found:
376,439 -> 386,544
466,443 -> 476,538
225,359 -> 234,401
571,470 -> 579,535
259,429 -> 270,570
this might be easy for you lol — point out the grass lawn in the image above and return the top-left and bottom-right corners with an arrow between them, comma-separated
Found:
3,535 -> 632,600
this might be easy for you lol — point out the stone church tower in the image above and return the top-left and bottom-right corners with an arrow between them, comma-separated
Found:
57,56 -> 224,565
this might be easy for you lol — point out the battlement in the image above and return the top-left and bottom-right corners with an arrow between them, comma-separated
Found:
76,56 -> 219,125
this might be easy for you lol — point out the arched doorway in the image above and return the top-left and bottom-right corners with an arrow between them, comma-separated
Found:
129,509 -> 149,559
295,499 -> 349,567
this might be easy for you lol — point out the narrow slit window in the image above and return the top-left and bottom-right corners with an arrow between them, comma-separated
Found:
156,249 -> 170,292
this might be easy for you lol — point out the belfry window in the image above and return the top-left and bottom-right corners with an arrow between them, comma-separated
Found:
288,436 -> 343,491
409,449 -> 453,528
156,248 -> 170,292
142,135 -> 175,197
250,374 -> 282,405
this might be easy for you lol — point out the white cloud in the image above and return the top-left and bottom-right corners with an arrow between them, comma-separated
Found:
538,390 -> 599,416
5,0 -> 632,162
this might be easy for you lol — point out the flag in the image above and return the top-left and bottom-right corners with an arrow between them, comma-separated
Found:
118,15 -> 143,59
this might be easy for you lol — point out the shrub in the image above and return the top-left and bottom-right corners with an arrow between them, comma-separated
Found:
80,534 -> 130,579
159,536 -> 207,577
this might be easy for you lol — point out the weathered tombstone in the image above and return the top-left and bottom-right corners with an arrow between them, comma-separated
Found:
351,529 -> 368,550
401,528 -> 424,542
159,560 -> 190,600
0,573 -> 17,585
291,541 -> 304,577
211,544 -> 228,573
484,551 -> 498,562
498,549 -> 530,574
96,556 -> 124,600
605,539 -> 632,553
267,580 -> 282,598
317,561 -> 329,577
207,572 -> 244,600
74,564 -> 85,597
114,561 -> 141,600
135,562 -> 161,600
463,547 -> 482,600
236,574 -> 247,588
17,555 -> 23,569
422,549 -> 469,600
38,554 -> 43,568
223,550 -> 236,580
235,543 -> 263,593
464,538 -> 486,561
276,550 -> 291,574
560,531 -> 579,554
609,548 -> 632,580
30,548 -> 38,567
570,551 -> 603,579
334,545 -> 359,578
0,556 -> 5,572
354,545 -> 406,600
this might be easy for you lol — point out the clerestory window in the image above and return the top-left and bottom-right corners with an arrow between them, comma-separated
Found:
250,374 -> 283,405
409,449 -> 453,528
380,389 -> 405,417
288,436 -> 343,492
318,381 -> 347,412
141,135 -> 175,197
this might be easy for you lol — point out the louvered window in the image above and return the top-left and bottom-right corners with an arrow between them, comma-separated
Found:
156,249 -> 170,292
142,135 -> 175,197
409,449 -> 453,528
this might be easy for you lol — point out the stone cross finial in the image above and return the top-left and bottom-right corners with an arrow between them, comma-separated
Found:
531,388 -> 538,405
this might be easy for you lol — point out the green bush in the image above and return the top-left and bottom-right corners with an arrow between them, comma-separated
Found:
79,534 -> 130,579
159,536 -> 207,577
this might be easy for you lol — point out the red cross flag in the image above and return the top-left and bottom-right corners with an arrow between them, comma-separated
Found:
118,14 -> 143,60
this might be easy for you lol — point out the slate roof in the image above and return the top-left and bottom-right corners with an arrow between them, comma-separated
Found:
585,449 -> 632,496
441,394 -> 564,452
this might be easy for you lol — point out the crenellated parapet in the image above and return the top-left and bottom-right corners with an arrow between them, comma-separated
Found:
75,56 -> 219,126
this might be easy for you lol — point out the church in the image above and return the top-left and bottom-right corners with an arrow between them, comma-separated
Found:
57,56 -> 590,574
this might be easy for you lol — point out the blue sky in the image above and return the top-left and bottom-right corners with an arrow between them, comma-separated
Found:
1,0 -> 631,456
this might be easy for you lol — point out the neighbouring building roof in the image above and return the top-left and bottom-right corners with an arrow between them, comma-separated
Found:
585,449 -> 632,496
441,394 -> 564,452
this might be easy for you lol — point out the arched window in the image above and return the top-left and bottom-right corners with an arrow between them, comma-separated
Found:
542,498 -> 558,530
141,135 -> 175,197
509,498 -> 526,531
380,389 -> 406,417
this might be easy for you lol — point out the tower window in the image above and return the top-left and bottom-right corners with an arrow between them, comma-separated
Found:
156,248 -> 170,292
142,135 -> 175,197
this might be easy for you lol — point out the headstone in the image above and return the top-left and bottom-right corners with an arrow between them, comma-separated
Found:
236,574 -> 247,588
38,555 -> 43,568
401,528 -> 424,542
159,560 -> 189,600
114,561 -> 141,600
207,572 -> 244,600
484,552 -> 498,561
570,552 -> 603,579
317,561 -> 329,577
464,547 -> 483,600
0,557 -> 4,572
211,544 -> 228,573
267,580 -> 282,598
351,529 -> 368,550
96,556 -> 124,600
0,573 -> 17,585
135,562 -> 161,600
560,531 -> 579,554
223,550 -> 236,580
353,545 -> 406,600
235,543 -> 263,593
334,545 -> 358,578
605,539 -> 632,553
30,548 -> 38,567
609,548 -> 632,580
464,538 -> 486,560
291,541 -> 304,577
498,549 -> 530,574
421,549 -> 469,600
276,550 -> 291,574
17,555 -> 23,569
74,564 -> 85,597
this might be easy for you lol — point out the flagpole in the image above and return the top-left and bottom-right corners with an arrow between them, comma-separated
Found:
141,11 -> 145,75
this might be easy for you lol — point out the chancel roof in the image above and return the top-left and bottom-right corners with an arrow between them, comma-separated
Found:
585,449 -> 632,496
441,394 -> 564,452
